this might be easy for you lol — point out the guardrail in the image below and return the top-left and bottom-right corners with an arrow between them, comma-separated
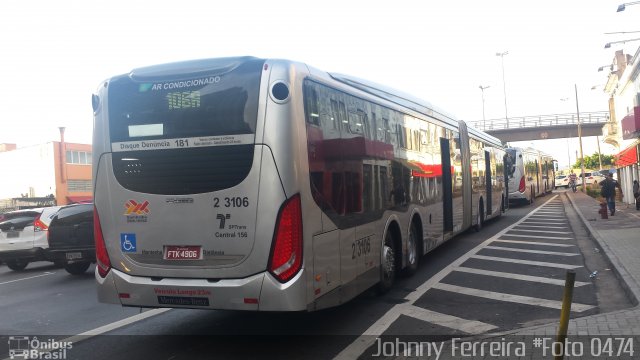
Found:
470,111 -> 610,131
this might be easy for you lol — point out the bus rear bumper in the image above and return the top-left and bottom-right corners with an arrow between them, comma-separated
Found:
95,267 -> 307,311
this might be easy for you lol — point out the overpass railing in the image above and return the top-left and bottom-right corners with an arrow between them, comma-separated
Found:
470,111 -> 610,131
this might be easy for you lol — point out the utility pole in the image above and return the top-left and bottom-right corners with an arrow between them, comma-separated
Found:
575,84 -> 586,192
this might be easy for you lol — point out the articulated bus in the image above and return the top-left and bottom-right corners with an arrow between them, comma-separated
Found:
92,57 -> 507,311
506,147 -> 555,205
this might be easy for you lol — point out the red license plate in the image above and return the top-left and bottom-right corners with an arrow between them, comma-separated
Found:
164,245 -> 202,260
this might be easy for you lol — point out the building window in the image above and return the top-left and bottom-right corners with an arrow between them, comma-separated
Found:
67,179 -> 92,192
66,150 -> 92,165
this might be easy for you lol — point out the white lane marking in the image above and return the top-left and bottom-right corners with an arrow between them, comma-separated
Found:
62,308 -> 171,340
335,196 -> 562,359
0,308 -> 172,360
527,217 -> 567,221
0,272 -> 55,285
502,234 -> 572,240
514,224 -> 568,229
492,239 -> 575,247
404,305 -> 498,333
433,283 -> 595,312
470,255 -> 583,269
507,229 -> 572,234
524,219 -> 567,225
74,308 -> 172,336
453,266 -> 590,287
483,245 -> 579,256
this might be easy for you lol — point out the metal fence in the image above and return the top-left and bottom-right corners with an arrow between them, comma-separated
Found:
470,111 -> 610,131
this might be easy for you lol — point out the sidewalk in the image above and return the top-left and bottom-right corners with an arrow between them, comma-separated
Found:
515,190 -> 640,336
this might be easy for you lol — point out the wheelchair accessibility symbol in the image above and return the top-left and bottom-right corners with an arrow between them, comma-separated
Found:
120,233 -> 137,252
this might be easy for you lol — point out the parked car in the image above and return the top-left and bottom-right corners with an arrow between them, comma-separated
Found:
576,172 -> 605,186
0,207 -> 61,271
555,175 -> 569,189
46,203 -> 94,275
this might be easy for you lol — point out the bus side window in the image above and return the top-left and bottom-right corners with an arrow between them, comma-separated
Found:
330,100 -> 339,131
331,173 -> 345,215
338,101 -> 348,134
305,86 -> 320,126
358,109 -> 370,139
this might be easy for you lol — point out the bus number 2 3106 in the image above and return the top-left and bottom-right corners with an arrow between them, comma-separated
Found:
352,236 -> 372,259
214,197 -> 249,208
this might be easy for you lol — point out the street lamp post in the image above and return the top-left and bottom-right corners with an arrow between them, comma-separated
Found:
479,85 -> 490,129
575,84 -> 586,192
617,1 -> 640,12
496,51 -> 509,128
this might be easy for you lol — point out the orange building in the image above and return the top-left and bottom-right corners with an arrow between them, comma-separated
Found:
0,141 -> 92,208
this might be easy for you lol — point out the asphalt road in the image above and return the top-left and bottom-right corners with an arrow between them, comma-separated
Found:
0,191 -> 632,360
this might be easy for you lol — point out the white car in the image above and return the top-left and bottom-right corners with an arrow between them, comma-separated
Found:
555,175 -> 570,189
576,172 -> 605,186
0,207 -> 61,271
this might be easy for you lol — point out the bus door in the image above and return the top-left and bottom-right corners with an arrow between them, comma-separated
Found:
440,137 -> 453,235
503,153 -> 510,210
485,150 -> 492,214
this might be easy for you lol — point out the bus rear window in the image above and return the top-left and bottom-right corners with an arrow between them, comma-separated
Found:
107,59 -> 263,144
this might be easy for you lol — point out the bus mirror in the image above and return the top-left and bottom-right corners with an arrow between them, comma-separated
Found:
92,94 -> 100,113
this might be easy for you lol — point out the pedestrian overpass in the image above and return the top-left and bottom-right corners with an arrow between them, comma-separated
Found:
468,111 -> 609,142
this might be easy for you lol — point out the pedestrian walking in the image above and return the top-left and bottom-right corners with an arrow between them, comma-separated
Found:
600,174 -> 622,216
633,179 -> 640,211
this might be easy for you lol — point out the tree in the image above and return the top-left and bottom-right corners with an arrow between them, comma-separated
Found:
572,153 -> 614,170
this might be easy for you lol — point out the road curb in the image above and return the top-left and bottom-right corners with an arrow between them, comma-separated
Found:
564,192 -> 640,307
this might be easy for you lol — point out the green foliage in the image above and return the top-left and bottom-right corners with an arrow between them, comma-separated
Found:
586,187 -> 601,199
572,153 -> 614,169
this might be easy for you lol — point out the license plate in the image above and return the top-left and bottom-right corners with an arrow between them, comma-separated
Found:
163,245 -> 202,260
6,231 -> 19,238
66,252 -> 83,260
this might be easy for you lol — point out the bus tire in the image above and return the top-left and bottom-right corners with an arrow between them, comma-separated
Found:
403,222 -> 420,277
377,230 -> 397,293
475,199 -> 485,231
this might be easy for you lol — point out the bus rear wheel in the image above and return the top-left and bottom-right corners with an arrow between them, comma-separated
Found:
475,200 -> 485,231
403,223 -> 420,277
377,231 -> 397,293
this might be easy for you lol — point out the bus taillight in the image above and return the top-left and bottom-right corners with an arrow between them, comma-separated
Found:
268,194 -> 303,283
94,206 -> 111,278
519,176 -> 526,193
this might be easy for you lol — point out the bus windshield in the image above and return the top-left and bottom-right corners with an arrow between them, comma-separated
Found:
108,59 -> 263,143
104,58 -> 264,195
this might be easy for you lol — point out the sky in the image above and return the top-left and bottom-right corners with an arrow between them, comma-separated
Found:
1,0 -> 638,169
